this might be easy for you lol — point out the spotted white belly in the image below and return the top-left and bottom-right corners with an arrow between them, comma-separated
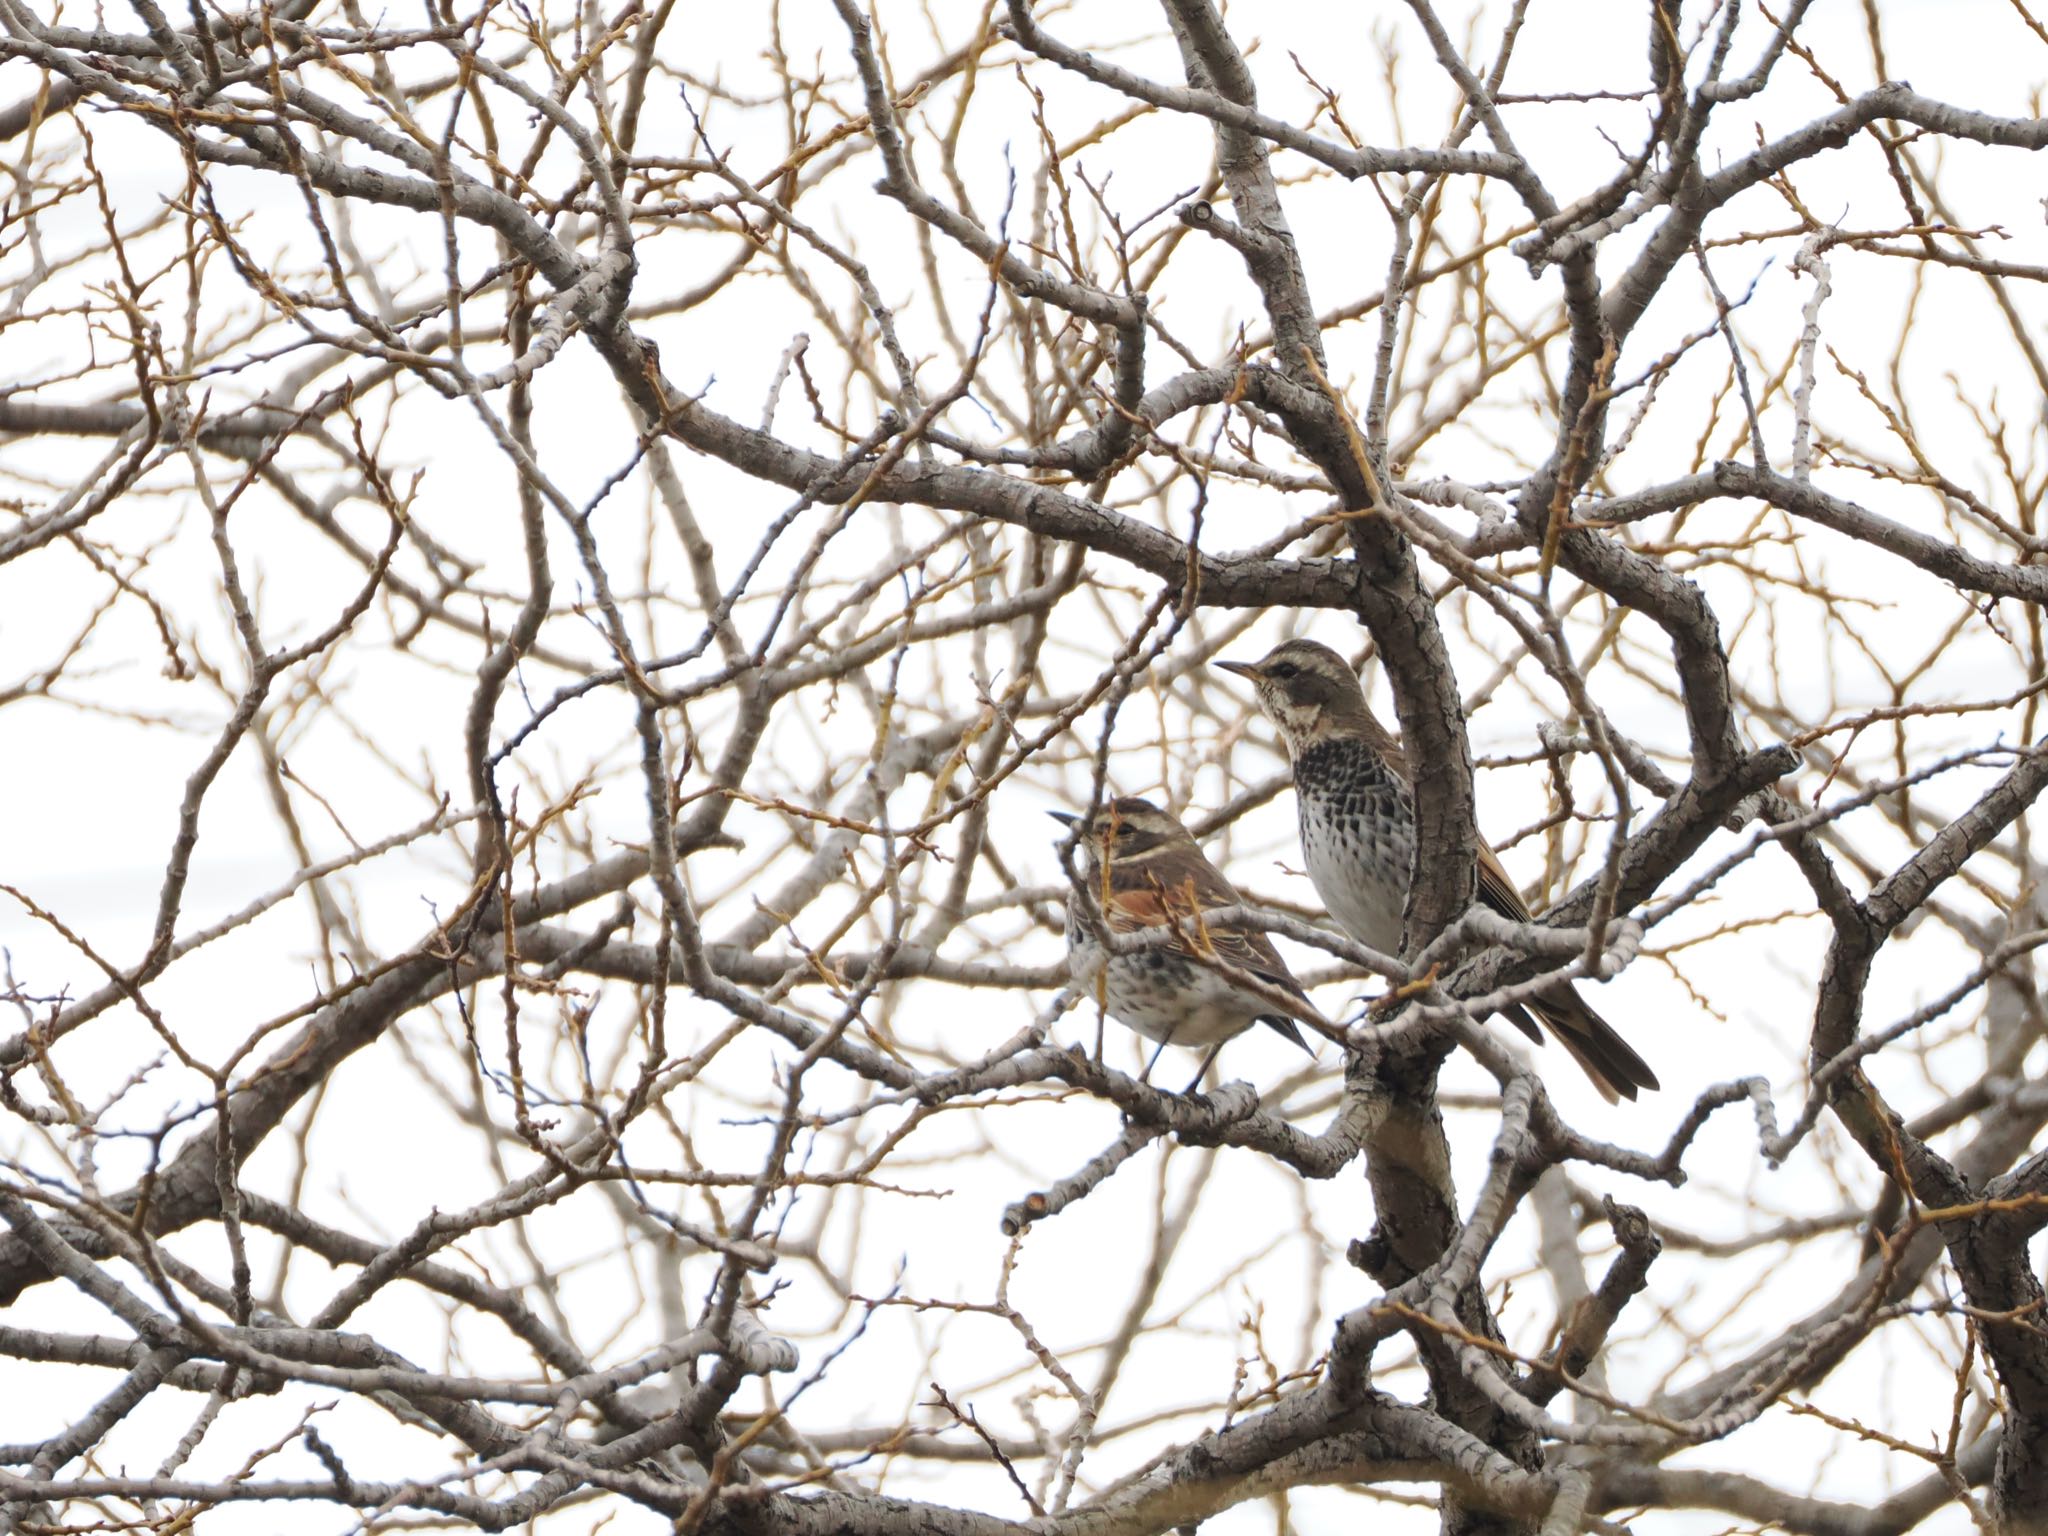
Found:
1299,800 -> 1411,955
1067,924 -> 1262,1047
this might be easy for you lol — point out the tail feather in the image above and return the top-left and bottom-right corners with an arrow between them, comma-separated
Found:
1257,1014 -> 1315,1055
1497,1003 -> 1546,1047
1523,986 -> 1658,1103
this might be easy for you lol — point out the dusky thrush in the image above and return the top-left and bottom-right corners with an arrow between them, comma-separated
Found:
1216,640 -> 1658,1102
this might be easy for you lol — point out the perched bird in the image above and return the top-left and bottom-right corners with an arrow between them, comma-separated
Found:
1216,640 -> 1658,1102
1051,797 -> 1323,1086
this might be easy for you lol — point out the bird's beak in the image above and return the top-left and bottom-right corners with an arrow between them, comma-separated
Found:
1046,811 -> 1080,828
1213,658 -> 1261,681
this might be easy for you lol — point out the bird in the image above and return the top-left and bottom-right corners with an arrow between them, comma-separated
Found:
1050,796 -> 1324,1089
1215,640 -> 1658,1102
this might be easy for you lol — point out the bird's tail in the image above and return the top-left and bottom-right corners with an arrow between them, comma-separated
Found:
1256,1014 -> 1315,1055
1508,987 -> 1659,1103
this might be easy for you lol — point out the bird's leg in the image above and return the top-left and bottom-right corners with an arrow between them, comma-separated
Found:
1139,1036 -> 1171,1084
1181,1043 -> 1223,1095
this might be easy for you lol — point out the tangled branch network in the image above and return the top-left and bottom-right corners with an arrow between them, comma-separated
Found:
6,0 -> 2048,1531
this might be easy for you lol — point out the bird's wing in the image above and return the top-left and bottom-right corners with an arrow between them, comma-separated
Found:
1373,738 -> 1537,921
1099,880 -> 1174,933
1474,843 -> 1534,920
1378,734 -> 1413,782
1105,871 -> 1320,1016
1380,735 -> 1539,924
1379,743 -> 1658,1098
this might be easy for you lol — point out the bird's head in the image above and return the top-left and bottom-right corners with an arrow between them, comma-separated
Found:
1047,796 -> 1188,874
1215,639 -> 1386,758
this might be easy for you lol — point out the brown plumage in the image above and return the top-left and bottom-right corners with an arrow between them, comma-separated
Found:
1217,640 -> 1657,1103
1053,798 -> 1324,1075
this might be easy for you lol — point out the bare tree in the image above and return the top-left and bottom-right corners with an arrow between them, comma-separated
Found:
5,0 -> 2048,1531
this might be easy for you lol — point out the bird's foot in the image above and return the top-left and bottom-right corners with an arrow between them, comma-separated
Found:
1352,966 -> 1442,1023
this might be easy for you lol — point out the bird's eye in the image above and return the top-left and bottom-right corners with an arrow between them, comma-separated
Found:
1269,662 -> 1297,679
